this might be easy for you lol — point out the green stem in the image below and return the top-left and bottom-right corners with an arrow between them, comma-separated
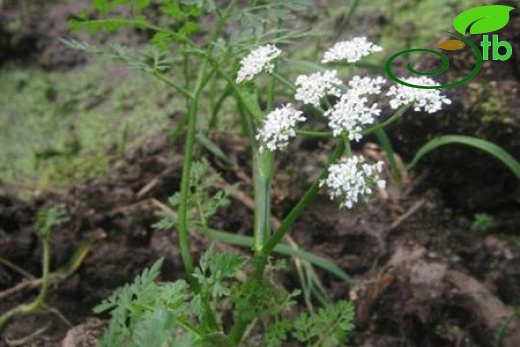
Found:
341,133 -> 351,156
335,0 -> 362,40
229,141 -> 346,345
374,128 -> 401,183
34,238 -> 51,308
297,106 -> 409,141
271,71 -> 295,92
152,72 -> 193,100
209,86 -> 233,129
238,103 -> 255,140
0,236 -> 53,328
296,130 -> 332,139
267,20 -> 281,111
253,150 -> 274,252
267,68 -> 276,112
208,72 -> 218,127
177,65 -> 218,272
214,65 -> 264,122
178,80 -> 203,290
176,0 -> 240,292
262,141 -> 345,256
204,227 -> 350,283
363,105 -> 410,135
183,43 -> 190,92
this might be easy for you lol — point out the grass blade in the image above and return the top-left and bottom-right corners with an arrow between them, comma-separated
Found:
374,128 -> 401,183
208,229 -> 351,283
408,135 -> 520,178
196,132 -> 230,164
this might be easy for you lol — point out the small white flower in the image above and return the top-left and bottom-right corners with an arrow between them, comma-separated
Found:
236,45 -> 282,84
256,104 -> 305,152
321,155 -> 385,209
324,91 -> 381,141
386,76 -> 452,113
294,70 -> 343,107
322,37 -> 383,64
348,75 -> 386,96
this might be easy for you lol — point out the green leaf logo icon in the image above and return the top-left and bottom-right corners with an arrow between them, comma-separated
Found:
453,5 -> 515,35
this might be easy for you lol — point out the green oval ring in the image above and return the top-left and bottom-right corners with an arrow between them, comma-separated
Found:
385,31 -> 483,89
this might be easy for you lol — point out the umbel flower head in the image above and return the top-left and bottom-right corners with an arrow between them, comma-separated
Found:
386,76 -> 452,113
348,75 -> 386,97
256,104 -> 305,152
321,155 -> 386,209
324,90 -> 381,141
236,44 -> 282,84
294,70 -> 343,107
322,37 -> 383,64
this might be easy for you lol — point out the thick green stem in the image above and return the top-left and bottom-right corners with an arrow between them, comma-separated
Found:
253,150 -> 274,252
229,141 -> 346,344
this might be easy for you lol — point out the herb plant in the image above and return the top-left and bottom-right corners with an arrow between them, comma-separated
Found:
64,0 -> 520,346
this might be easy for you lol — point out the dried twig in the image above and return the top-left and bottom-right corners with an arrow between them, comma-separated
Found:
386,198 -> 426,232
5,323 -> 51,347
0,257 -> 36,280
0,278 -> 41,301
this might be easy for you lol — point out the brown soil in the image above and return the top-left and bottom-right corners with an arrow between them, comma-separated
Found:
1,126 -> 519,347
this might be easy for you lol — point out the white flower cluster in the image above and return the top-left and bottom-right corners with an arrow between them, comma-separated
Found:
256,104 -> 305,152
236,45 -> 282,84
322,37 -> 383,64
321,156 -> 386,209
292,74 -> 385,141
324,91 -> 381,141
294,70 -> 343,107
238,38 -> 456,211
348,75 -> 386,97
387,76 -> 452,113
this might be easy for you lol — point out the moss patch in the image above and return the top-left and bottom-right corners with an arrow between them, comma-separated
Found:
0,62 -> 181,189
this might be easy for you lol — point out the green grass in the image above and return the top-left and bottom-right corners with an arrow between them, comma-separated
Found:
0,62 -> 183,189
